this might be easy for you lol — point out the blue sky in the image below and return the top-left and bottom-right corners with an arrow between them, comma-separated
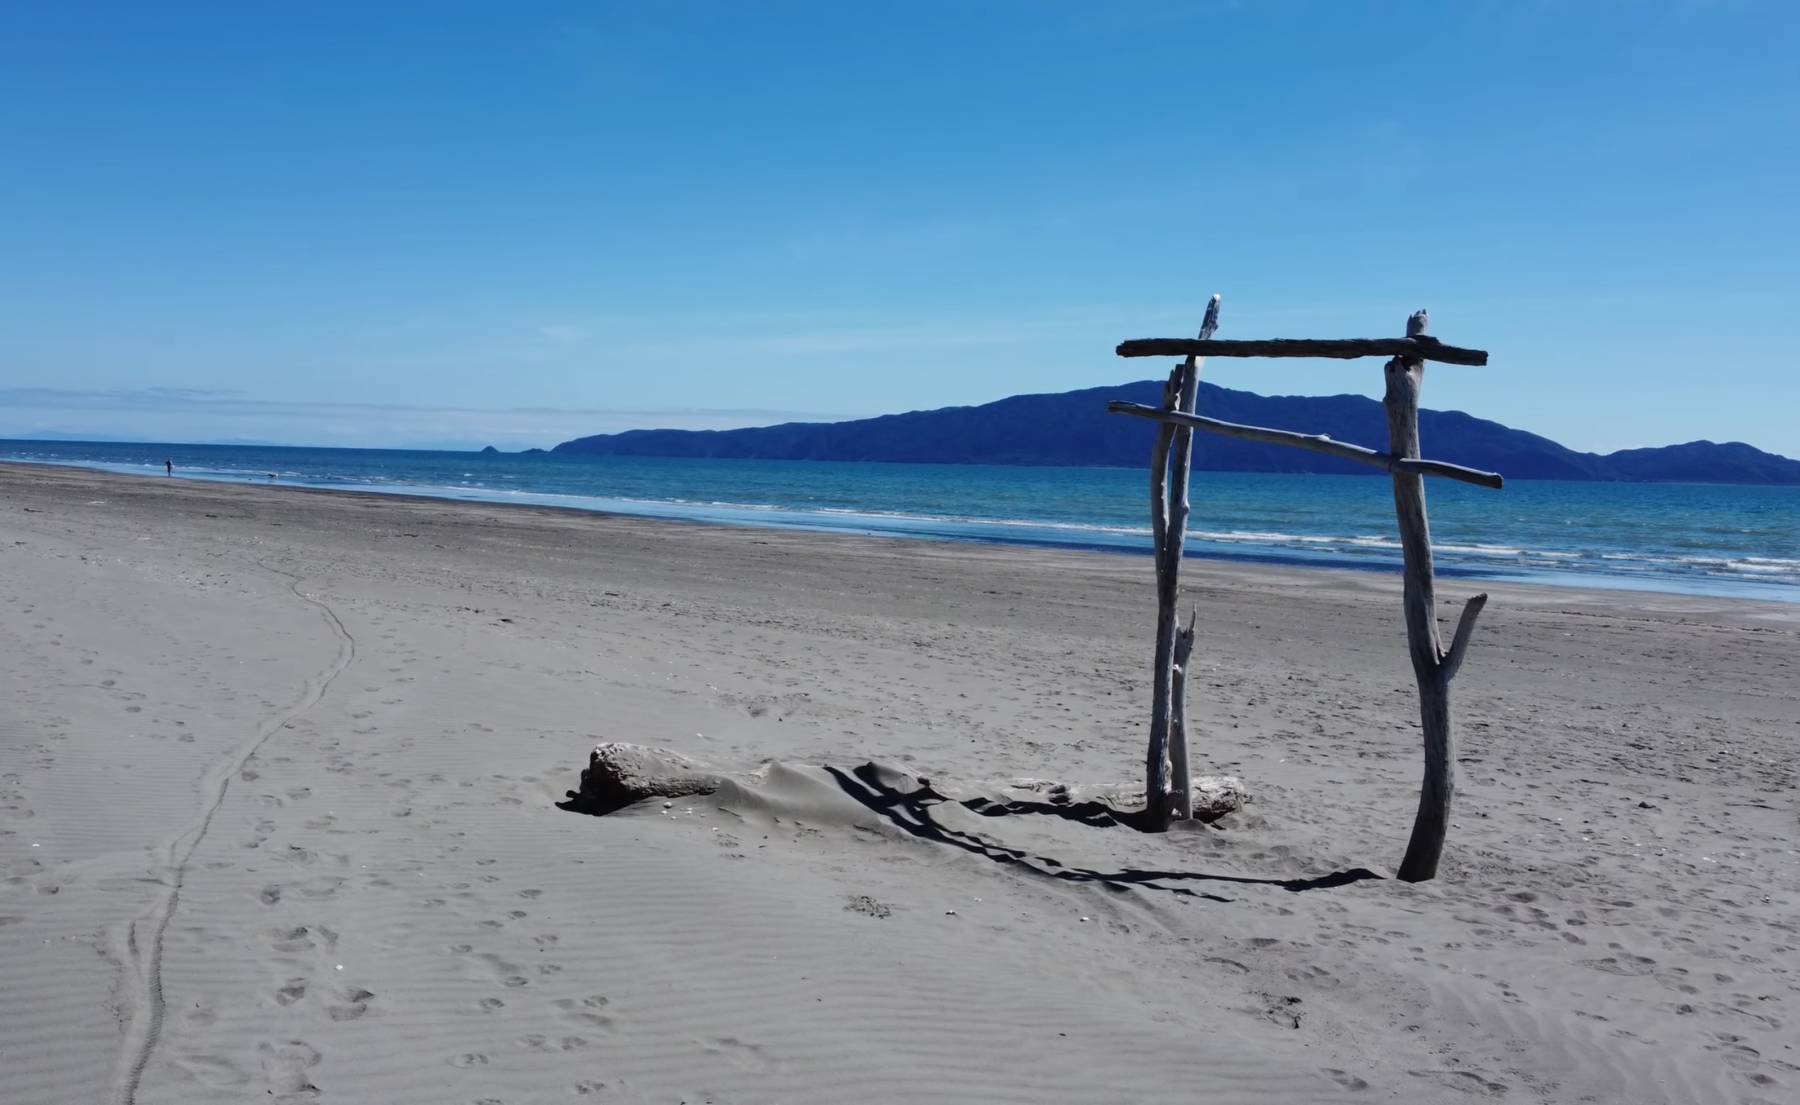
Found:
2,1 -> 1795,454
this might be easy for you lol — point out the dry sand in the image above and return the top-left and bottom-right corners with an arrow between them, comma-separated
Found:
1,462 -> 1796,1104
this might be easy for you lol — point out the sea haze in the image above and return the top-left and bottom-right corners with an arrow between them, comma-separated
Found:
6,440 -> 1796,604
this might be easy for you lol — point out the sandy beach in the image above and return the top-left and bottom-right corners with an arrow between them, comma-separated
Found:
2,461 -> 1796,1104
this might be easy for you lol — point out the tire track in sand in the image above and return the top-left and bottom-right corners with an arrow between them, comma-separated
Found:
109,566 -> 355,1105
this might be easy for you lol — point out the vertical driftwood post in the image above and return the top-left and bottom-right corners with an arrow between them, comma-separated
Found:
1144,295 -> 1219,830
1171,604 -> 1197,817
1386,310 -> 1488,882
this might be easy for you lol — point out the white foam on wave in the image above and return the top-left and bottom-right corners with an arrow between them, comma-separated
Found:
8,449 -> 1796,601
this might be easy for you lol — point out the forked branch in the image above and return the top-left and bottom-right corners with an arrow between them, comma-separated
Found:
1441,593 -> 1488,682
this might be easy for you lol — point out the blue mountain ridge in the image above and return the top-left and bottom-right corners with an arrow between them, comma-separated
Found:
552,380 -> 1800,484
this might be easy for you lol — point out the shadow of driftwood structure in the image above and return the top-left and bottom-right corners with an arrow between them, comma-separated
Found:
826,765 -> 1383,900
560,749 -> 1377,898
1109,306 -> 1502,882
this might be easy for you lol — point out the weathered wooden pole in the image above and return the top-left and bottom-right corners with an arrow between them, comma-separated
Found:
1144,295 -> 1219,830
1171,604 -> 1197,818
1385,310 -> 1488,882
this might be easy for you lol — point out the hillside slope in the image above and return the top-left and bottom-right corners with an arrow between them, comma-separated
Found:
554,380 -> 1800,484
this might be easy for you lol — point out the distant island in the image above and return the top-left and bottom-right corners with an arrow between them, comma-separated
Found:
554,379 -> 1800,485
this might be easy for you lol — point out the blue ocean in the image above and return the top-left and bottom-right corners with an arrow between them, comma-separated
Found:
4,439 -> 1796,603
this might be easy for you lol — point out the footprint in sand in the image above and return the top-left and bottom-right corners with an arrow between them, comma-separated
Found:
259,1040 -> 322,1097
261,877 -> 343,905
267,925 -> 338,954
1408,1069 -> 1507,1097
1580,952 -> 1656,976
550,995 -> 613,1031
1285,965 -> 1341,988
275,979 -> 307,1006
514,1034 -> 586,1052
172,1053 -> 253,1086
326,986 -> 375,1021
467,951 -> 531,988
702,1036 -> 778,1074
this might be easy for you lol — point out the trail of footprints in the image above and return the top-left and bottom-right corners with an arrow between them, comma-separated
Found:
217,719 -> 624,1100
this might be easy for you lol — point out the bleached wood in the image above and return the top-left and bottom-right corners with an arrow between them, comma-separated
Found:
1386,309 -> 1487,884
1442,593 -> 1488,682
1143,367 -> 1178,830
1107,402 -> 1504,489
1164,300 -> 1218,821
1170,605 -> 1197,820
1117,335 -> 1488,365
1143,295 -> 1220,830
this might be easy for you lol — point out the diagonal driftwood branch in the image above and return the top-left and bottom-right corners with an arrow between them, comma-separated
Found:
1107,402 -> 1505,490
1117,336 -> 1488,365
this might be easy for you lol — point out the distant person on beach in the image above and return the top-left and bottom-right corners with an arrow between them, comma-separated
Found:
165,458 -> 172,475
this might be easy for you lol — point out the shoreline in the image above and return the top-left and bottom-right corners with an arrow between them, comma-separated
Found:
6,456 -> 1798,606
3,461 -> 1797,1103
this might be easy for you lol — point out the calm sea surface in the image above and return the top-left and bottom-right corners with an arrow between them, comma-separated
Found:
4,439 -> 1796,603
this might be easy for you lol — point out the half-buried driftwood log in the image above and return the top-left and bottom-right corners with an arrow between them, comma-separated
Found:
563,743 -> 1251,827
563,743 -> 729,816
997,773 -> 1247,823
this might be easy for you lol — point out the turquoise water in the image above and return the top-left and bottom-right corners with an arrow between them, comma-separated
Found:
4,439 -> 1796,602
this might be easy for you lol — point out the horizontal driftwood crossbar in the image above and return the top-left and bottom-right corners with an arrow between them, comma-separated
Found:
1115,337 -> 1488,366
1107,401 -> 1505,490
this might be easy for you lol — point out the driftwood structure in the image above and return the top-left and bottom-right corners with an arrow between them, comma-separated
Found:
1109,306 -> 1500,882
